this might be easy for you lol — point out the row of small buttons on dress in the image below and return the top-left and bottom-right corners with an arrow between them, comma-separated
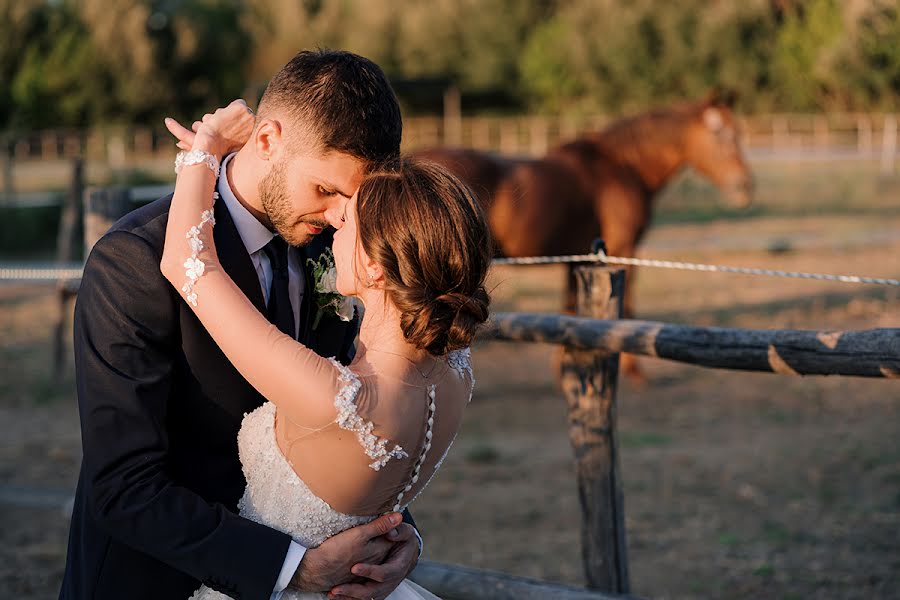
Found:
393,384 -> 437,512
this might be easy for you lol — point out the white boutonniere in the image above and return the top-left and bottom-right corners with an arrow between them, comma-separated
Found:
307,248 -> 355,329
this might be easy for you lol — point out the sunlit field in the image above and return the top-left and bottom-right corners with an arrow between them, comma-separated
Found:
1,157 -> 898,599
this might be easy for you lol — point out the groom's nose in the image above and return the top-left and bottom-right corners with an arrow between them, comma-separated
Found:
324,204 -> 345,229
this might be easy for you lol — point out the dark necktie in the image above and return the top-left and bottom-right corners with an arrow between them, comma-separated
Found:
262,236 -> 295,339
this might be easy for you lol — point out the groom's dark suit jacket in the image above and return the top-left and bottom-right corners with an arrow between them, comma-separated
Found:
60,194 -> 407,599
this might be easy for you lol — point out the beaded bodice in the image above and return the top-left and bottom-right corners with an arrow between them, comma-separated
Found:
234,349 -> 473,549
236,402 -> 373,548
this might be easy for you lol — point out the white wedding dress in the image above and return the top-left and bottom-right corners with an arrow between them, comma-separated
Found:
188,353 -> 474,600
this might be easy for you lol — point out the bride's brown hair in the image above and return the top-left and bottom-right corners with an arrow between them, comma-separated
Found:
356,158 -> 492,356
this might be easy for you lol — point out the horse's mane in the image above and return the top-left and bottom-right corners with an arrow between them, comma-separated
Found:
589,104 -> 697,165
548,100 -> 714,191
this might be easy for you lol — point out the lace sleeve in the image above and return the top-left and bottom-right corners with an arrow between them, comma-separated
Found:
180,205 -> 216,306
448,348 -> 475,402
329,358 -> 408,471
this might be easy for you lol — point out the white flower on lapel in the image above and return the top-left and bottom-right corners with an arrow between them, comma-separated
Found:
335,296 -> 355,321
307,248 -> 355,329
318,267 -> 338,295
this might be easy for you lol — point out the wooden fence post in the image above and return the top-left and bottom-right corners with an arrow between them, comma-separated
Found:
57,158 -> 84,263
53,158 -> 85,379
530,116 -> 548,156
1,135 -> 13,200
881,115 -> 897,175
857,114 -> 872,157
560,264 -> 629,593
472,117 -> 491,149
83,187 -> 133,257
500,120 -> 518,154
443,85 -> 462,147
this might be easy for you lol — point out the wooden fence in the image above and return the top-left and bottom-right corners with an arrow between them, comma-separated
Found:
2,112 -> 898,202
2,112 -> 899,165
480,312 -> 899,379
459,264 -> 897,597
6,183 -> 900,598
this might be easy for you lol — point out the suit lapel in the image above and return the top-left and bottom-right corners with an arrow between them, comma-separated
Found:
213,199 -> 267,314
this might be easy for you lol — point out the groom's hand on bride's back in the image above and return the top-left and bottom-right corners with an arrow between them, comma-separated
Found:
289,512 -> 417,599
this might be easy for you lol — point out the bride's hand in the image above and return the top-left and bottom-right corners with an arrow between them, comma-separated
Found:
164,99 -> 255,158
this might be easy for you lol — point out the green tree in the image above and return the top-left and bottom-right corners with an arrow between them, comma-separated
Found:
698,3 -> 780,112
386,0 -> 552,93
520,0 -> 733,114
770,0 -> 844,110
6,0 -> 900,129
519,16 -> 585,112
76,0 -> 252,124
0,0 -> 54,128
11,5 -> 103,128
240,0 -> 349,92
834,0 -> 900,110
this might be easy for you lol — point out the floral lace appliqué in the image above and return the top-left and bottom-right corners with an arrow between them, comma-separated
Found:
180,194 -> 217,306
448,347 -> 475,402
328,358 -> 408,471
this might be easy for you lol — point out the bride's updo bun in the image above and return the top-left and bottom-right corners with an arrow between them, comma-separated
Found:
356,158 -> 492,356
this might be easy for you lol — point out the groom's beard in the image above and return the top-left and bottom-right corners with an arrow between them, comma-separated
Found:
259,160 -> 326,247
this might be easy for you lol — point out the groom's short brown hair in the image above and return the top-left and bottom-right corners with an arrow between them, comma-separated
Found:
258,49 -> 402,166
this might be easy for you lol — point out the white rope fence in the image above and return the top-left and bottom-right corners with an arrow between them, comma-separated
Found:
2,251 -> 899,287
494,251 -> 900,287
0,264 -> 83,282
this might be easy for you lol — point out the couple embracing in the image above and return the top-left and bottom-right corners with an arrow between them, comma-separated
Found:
60,49 -> 492,600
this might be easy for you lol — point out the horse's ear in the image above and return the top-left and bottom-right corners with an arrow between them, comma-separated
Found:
704,87 -> 738,108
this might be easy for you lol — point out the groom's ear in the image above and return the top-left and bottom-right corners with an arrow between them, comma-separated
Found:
253,118 -> 284,161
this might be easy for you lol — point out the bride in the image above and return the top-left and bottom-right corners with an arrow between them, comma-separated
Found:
160,101 -> 491,600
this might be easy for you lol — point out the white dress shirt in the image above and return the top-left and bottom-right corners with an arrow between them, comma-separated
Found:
217,155 -> 421,598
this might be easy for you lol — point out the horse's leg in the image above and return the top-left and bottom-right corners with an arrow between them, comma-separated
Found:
618,263 -> 644,383
565,263 -> 578,313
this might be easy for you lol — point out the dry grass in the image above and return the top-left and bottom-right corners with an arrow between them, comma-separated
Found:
1,210 -> 898,598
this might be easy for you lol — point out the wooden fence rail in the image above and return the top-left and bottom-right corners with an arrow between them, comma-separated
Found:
409,560 -> 646,600
479,312 -> 900,379
2,112 -> 898,170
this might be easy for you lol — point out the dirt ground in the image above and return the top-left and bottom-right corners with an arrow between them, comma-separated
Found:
1,209 -> 898,599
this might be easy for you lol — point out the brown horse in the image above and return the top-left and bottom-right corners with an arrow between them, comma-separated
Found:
414,91 -> 753,378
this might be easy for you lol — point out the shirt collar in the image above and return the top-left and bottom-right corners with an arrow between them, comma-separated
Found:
217,153 -> 275,256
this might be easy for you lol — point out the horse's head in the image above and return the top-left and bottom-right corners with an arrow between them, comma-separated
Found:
683,90 -> 754,209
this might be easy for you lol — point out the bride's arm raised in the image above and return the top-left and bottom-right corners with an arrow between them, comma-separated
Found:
159,101 -> 340,428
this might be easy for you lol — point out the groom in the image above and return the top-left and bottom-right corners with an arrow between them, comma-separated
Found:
61,50 -> 421,600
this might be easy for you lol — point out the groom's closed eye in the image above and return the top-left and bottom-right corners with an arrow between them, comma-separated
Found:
318,185 -> 338,197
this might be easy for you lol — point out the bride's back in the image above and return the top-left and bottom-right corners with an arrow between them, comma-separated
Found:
273,350 -> 473,516
265,158 -> 490,518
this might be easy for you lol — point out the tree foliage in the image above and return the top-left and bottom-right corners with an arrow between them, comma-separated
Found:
2,0 -> 900,129
2,0 -> 250,129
